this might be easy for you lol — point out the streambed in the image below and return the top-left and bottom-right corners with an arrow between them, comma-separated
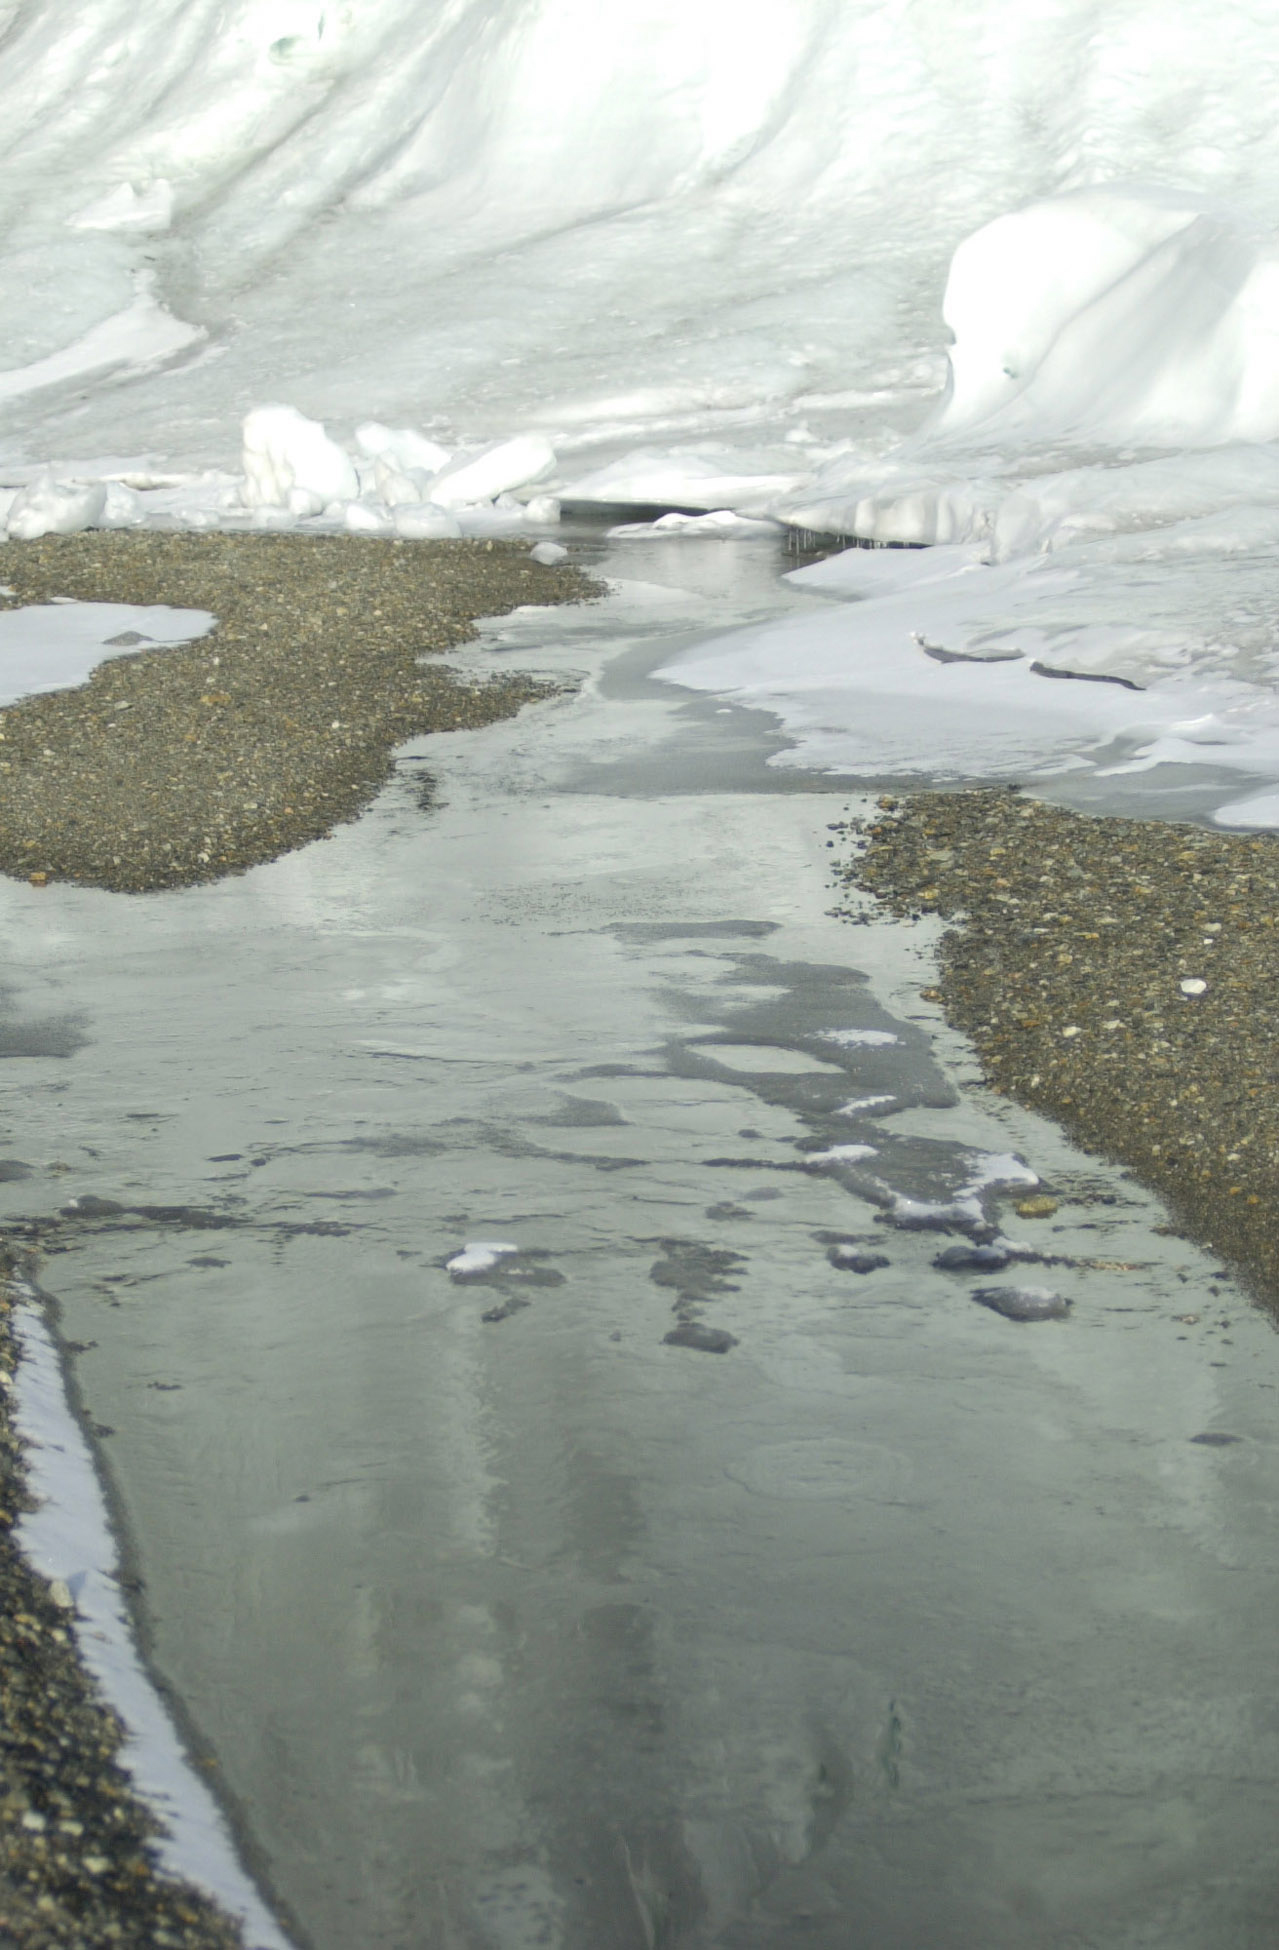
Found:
3,536 -> 1278,1950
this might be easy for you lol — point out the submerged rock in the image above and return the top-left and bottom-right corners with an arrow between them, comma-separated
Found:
972,1284 -> 1070,1322
664,1321 -> 738,1354
828,1246 -> 891,1274
934,1242 -> 1015,1272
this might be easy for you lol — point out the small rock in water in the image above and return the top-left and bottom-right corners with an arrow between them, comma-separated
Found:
481,1297 -> 531,1323
828,1245 -> 891,1274
664,1321 -> 738,1354
972,1284 -> 1071,1322
1014,1195 -> 1059,1219
1190,1431 -> 1243,1446
934,1242 -> 1014,1272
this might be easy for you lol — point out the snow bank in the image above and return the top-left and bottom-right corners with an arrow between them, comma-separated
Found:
930,186 -> 1279,449
7,4 -> 1279,815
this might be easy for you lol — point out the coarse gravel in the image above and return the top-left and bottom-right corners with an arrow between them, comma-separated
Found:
836,788 -> 1279,1311
0,531 -> 599,893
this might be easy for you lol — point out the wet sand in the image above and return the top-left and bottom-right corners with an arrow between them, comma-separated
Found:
837,788 -> 1279,1312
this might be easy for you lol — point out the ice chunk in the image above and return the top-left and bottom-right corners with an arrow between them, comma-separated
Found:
447,1242 -> 520,1278
241,405 -> 359,510
100,480 -> 145,528
394,505 -> 462,540
428,435 -> 556,510
6,473 -> 108,540
523,495 -> 562,526
803,1143 -> 878,1166
608,510 -> 780,539
817,1028 -> 899,1048
343,501 -> 394,536
372,459 -> 433,508
960,1152 -> 1039,1195
529,541 -> 567,565
355,423 -> 452,476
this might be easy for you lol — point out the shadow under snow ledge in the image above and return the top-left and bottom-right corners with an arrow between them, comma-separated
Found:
838,788 -> 1279,1315
0,532 -> 599,894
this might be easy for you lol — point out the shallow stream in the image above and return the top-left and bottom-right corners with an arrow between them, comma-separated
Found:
3,536 -> 1278,1949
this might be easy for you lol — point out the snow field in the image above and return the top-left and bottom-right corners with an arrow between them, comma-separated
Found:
5,11 -> 1279,816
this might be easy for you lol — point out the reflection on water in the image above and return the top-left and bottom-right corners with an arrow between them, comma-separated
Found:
2,539 -> 1278,1948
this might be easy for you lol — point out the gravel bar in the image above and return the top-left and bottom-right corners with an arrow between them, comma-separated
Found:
836,788 -> 1279,1310
0,532 -> 599,893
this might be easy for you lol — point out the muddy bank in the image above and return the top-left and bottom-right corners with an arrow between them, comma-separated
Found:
0,532 -> 598,893
837,789 -> 1279,1309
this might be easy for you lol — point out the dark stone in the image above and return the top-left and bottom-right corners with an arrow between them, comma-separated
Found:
481,1297 -> 532,1323
934,1242 -> 1015,1271
828,1246 -> 891,1274
972,1284 -> 1071,1322
663,1322 -> 738,1353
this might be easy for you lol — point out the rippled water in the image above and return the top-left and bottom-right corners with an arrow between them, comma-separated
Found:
3,538 -> 1278,1949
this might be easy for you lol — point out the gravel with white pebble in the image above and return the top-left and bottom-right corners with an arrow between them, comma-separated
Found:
836,788 -> 1279,1309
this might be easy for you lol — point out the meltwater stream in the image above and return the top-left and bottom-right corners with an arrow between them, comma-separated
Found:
3,538 -> 1279,1950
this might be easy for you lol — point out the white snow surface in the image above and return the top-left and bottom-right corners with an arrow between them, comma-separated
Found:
0,602 -> 215,707
6,5 -> 1279,811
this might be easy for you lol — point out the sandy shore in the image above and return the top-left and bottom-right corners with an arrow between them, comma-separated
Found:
0,532 -> 598,893
837,788 -> 1279,1312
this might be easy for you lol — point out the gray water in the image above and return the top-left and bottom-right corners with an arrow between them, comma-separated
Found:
3,539 -> 1279,1949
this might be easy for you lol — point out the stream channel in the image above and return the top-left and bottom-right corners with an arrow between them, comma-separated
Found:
3,533 -> 1279,1950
